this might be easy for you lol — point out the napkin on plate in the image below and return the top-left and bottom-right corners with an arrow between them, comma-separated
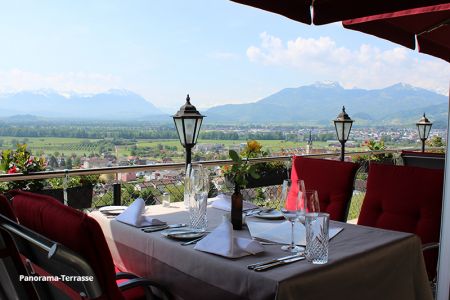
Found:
116,198 -> 166,227
246,220 -> 343,246
210,194 -> 258,212
194,218 -> 264,258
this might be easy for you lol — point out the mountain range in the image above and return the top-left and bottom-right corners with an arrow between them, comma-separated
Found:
0,89 -> 164,120
0,83 -> 447,126
205,82 -> 448,127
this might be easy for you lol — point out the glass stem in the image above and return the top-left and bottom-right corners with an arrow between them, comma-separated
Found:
290,221 -> 295,249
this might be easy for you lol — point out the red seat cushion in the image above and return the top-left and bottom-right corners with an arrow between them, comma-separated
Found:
11,190 -> 125,300
289,156 -> 359,221
358,163 -> 444,279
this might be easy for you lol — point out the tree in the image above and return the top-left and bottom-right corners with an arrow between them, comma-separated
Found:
48,155 -> 58,169
66,158 -> 73,169
427,136 -> 445,148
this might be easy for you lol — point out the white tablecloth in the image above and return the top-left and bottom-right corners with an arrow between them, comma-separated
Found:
90,203 -> 432,300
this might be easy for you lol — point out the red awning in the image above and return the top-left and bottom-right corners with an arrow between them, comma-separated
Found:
230,0 -> 450,25
343,4 -> 450,62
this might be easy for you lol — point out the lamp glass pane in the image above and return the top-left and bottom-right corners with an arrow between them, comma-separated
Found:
193,118 -> 203,144
343,122 -> 353,140
417,124 -> 426,139
174,118 -> 185,146
424,124 -> 432,139
184,118 -> 196,145
334,121 -> 344,141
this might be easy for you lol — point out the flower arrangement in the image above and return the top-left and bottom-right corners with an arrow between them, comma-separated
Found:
0,144 -> 47,191
353,139 -> 393,164
47,174 -> 100,189
223,140 -> 287,189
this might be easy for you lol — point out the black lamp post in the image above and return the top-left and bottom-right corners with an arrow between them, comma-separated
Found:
416,113 -> 433,152
333,106 -> 354,161
173,95 -> 205,168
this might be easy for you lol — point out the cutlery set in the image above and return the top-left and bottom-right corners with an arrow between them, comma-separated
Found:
141,223 -> 187,232
247,253 -> 305,271
244,207 -> 274,216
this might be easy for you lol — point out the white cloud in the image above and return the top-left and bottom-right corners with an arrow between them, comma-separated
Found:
247,32 -> 450,95
0,69 -> 121,94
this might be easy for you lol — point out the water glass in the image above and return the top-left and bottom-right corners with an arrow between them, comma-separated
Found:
305,212 -> 329,264
189,191 -> 208,232
188,164 -> 209,232
162,192 -> 170,207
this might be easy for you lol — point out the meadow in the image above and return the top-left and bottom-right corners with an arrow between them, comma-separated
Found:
0,136 -> 338,161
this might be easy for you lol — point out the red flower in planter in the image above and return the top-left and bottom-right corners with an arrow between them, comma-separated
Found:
7,166 -> 17,174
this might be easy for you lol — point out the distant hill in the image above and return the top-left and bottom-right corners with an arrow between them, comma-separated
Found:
0,89 -> 165,120
205,82 -> 448,126
1,83 -> 447,126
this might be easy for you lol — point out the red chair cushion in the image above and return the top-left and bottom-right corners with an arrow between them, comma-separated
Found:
290,156 -> 359,221
11,190 -> 125,300
358,163 -> 444,279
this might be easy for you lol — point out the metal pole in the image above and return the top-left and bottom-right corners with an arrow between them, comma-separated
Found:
340,141 -> 345,161
185,146 -> 192,169
436,93 -> 450,300
422,139 -> 426,152
113,183 -> 121,206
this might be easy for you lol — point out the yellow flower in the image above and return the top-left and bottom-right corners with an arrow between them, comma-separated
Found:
246,140 -> 262,153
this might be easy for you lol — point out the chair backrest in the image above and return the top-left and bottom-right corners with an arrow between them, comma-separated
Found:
0,194 -> 37,300
10,190 -> 124,300
290,156 -> 359,222
358,163 -> 444,279
401,150 -> 445,170
0,197 -> 102,299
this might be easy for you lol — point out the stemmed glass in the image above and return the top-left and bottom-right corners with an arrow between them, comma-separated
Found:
190,164 -> 207,193
298,189 -> 320,225
279,179 -> 303,253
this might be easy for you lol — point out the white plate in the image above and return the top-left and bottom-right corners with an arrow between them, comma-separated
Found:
161,228 -> 206,241
99,206 -> 127,215
253,210 -> 285,220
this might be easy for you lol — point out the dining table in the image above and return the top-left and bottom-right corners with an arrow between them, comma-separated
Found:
89,202 -> 432,300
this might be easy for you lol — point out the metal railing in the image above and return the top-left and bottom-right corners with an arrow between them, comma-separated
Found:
0,149 -> 409,221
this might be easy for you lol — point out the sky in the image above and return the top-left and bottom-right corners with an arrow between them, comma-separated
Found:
0,0 -> 449,113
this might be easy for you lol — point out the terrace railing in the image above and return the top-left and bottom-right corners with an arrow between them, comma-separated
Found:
0,149 -> 425,221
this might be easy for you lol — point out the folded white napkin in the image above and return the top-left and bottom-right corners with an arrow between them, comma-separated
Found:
246,220 -> 343,246
210,194 -> 258,212
116,198 -> 166,227
194,218 -> 264,258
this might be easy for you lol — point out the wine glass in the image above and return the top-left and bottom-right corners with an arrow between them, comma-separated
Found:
279,179 -> 303,253
298,189 -> 320,225
190,164 -> 207,193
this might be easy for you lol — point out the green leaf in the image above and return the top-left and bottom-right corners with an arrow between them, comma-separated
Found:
248,165 -> 260,179
229,150 -> 242,163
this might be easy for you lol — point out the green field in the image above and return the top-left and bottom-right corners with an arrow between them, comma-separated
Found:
0,136 -> 357,161
0,137 -> 101,156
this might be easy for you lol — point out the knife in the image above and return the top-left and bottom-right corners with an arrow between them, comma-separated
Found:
141,223 -> 187,232
247,253 -> 302,270
253,256 -> 305,271
180,235 -> 206,246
